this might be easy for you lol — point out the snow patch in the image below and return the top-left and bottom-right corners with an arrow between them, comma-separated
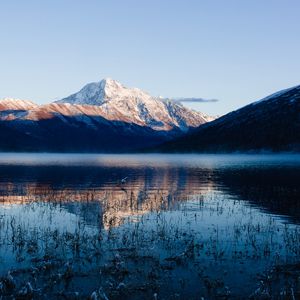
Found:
252,84 -> 300,106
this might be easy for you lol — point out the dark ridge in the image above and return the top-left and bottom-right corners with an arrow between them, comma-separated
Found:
157,85 -> 300,153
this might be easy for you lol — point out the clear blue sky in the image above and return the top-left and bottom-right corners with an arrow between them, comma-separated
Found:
0,0 -> 299,115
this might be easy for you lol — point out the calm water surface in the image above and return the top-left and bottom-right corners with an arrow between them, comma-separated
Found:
0,154 -> 300,299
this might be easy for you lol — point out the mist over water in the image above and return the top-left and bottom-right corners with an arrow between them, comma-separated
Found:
0,152 -> 299,167
0,154 -> 300,299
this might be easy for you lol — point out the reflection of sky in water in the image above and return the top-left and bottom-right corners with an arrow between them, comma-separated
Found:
0,154 -> 299,297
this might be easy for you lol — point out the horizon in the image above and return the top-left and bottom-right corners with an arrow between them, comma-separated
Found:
1,0 -> 300,115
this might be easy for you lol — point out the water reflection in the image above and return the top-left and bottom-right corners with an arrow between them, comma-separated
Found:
0,155 -> 299,226
0,154 -> 300,299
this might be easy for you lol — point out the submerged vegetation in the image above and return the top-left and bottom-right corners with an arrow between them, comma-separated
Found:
0,154 -> 300,299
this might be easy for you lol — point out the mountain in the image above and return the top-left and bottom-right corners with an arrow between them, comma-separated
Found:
56,78 -> 212,131
0,79 -> 214,152
159,84 -> 300,153
0,98 -> 38,121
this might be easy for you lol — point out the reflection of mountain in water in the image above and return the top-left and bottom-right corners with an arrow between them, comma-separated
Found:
0,165 -> 214,228
0,162 -> 299,226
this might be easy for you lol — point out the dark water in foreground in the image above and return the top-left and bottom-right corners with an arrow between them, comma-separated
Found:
0,154 -> 300,299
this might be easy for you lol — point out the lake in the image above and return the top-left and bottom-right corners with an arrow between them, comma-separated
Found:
0,153 -> 300,299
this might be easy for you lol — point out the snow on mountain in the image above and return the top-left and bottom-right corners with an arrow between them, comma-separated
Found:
55,78 -> 214,131
57,78 -> 157,106
252,85 -> 300,106
0,79 -> 214,132
0,98 -> 38,111
0,98 -> 38,120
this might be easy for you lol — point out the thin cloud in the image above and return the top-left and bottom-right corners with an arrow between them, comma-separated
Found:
161,97 -> 219,104
174,98 -> 219,103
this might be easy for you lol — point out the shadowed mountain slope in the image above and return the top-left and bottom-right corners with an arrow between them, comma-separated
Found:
159,85 -> 300,153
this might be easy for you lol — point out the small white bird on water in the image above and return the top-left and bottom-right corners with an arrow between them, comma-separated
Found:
121,177 -> 128,184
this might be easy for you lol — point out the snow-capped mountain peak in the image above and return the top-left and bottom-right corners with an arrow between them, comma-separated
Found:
57,78 -> 151,106
56,78 -> 214,131
57,79 -> 107,105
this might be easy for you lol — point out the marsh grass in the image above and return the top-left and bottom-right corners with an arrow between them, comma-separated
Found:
0,187 -> 300,299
